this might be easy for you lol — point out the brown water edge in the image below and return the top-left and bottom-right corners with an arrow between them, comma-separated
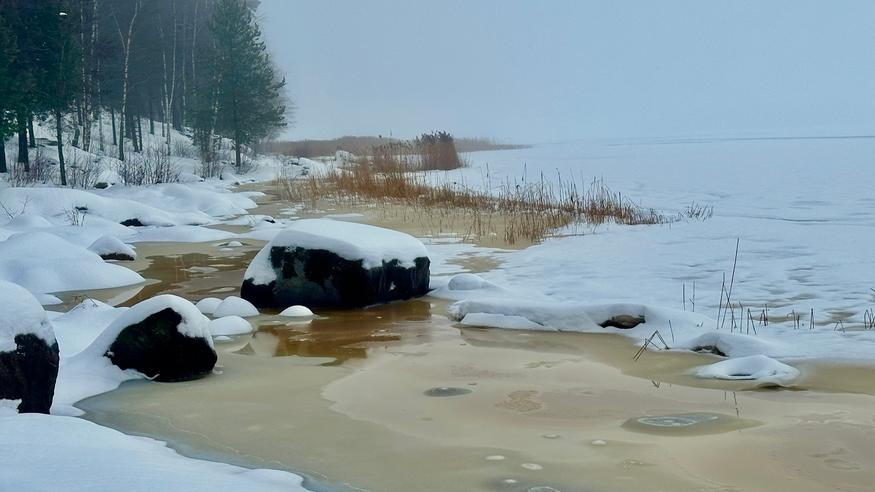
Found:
62,185 -> 875,492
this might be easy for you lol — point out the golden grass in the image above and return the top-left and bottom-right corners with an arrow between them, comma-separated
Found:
277,159 -> 673,245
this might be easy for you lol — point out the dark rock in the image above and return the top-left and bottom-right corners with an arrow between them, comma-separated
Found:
241,246 -> 430,309
120,218 -> 144,227
106,307 -> 216,382
94,182 -> 109,189
0,334 -> 59,413
692,345 -> 727,357
99,252 -> 135,262
600,314 -> 646,329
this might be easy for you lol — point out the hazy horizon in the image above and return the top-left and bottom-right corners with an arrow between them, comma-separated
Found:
261,0 -> 875,143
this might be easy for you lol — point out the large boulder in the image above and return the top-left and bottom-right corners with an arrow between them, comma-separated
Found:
241,219 -> 430,308
0,281 -> 60,413
87,295 -> 216,382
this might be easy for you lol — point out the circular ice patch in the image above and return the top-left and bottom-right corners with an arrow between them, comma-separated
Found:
423,387 -> 472,397
636,414 -> 718,428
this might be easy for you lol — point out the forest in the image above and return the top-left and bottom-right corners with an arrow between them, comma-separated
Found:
0,0 -> 287,182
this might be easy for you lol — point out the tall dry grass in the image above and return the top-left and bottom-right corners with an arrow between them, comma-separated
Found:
278,158 -> 671,245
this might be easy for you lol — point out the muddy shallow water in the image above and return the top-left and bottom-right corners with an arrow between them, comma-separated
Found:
67,193 -> 875,492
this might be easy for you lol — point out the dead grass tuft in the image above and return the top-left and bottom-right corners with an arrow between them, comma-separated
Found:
278,158 -> 674,245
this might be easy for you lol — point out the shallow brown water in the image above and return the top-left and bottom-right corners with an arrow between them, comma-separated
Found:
70,188 -> 875,492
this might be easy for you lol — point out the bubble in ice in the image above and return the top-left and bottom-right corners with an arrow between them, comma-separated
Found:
521,463 -> 544,471
423,386 -> 472,397
485,455 -> 506,461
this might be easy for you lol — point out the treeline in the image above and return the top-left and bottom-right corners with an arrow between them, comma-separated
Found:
262,135 -> 527,159
0,0 -> 287,183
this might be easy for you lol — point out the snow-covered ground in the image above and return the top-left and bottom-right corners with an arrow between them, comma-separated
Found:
0,122 -> 317,491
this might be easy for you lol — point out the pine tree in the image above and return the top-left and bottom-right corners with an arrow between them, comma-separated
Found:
209,0 -> 285,171
0,11 -> 18,173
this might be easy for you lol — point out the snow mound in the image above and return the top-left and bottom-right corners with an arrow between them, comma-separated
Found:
97,183 -> 256,218
279,305 -> 314,318
4,213 -> 53,229
51,299 -> 126,357
195,297 -> 222,315
88,236 -> 137,260
694,355 -> 800,387
677,332 -> 788,358
0,280 -> 56,353
245,219 -> 429,285
0,413 -> 309,491
0,232 -> 144,294
0,187 -> 210,227
208,316 -> 253,336
213,296 -> 259,318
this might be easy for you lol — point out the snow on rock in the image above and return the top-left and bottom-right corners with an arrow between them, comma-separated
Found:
213,296 -> 260,318
0,231 -> 144,294
97,183 -> 257,219
676,332 -> 789,358
242,219 -> 430,308
694,355 -> 800,387
0,281 -> 59,413
88,235 -> 137,261
208,316 -> 253,336
195,297 -> 222,315
0,187 -> 211,227
0,281 -> 58,353
0,413 -> 310,491
225,240 -> 244,248
244,219 -> 430,285
279,305 -> 314,318
79,295 -> 216,382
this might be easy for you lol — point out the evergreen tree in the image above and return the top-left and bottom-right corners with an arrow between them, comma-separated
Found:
0,11 -> 18,173
209,0 -> 285,171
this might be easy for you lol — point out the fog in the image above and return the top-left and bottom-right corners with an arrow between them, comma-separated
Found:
260,0 -> 875,142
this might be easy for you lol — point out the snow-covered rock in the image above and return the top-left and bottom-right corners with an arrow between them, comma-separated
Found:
195,297 -> 222,315
0,231 -> 144,294
82,295 -> 216,382
0,281 -> 59,413
241,219 -> 430,308
213,296 -> 259,318
278,305 -> 314,318
88,235 -> 137,261
208,316 -> 253,336
694,354 -> 800,387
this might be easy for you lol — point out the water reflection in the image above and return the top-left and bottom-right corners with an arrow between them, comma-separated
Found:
237,300 -> 434,364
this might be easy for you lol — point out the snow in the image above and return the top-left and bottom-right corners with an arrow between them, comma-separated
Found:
88,235 -> 137,259
0,232 -> 144,295
208,316 -> 253,336
245,219 -> 429,285
0,413 -> 308,491
213,296 -> 259,318
0,280 -> 57,352
195,297 -> 222,315
279,305 -> 314,318
694,354 -> 800,387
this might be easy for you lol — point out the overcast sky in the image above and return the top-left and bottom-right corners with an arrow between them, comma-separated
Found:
259,0 -> 875,142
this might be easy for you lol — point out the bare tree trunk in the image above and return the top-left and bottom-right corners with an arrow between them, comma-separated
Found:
56,110 -> 67,186
0,139 -> 7,173
27,116 -> 36,148
17,113 -> 29,169
115,0 -> 141,162
160,0 -> 177,156
148,93 -> 155,135
94,0 -> 103,152
110,106 -> 117,146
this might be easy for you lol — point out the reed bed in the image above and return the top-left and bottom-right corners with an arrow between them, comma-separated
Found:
278,157 -> 672,245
